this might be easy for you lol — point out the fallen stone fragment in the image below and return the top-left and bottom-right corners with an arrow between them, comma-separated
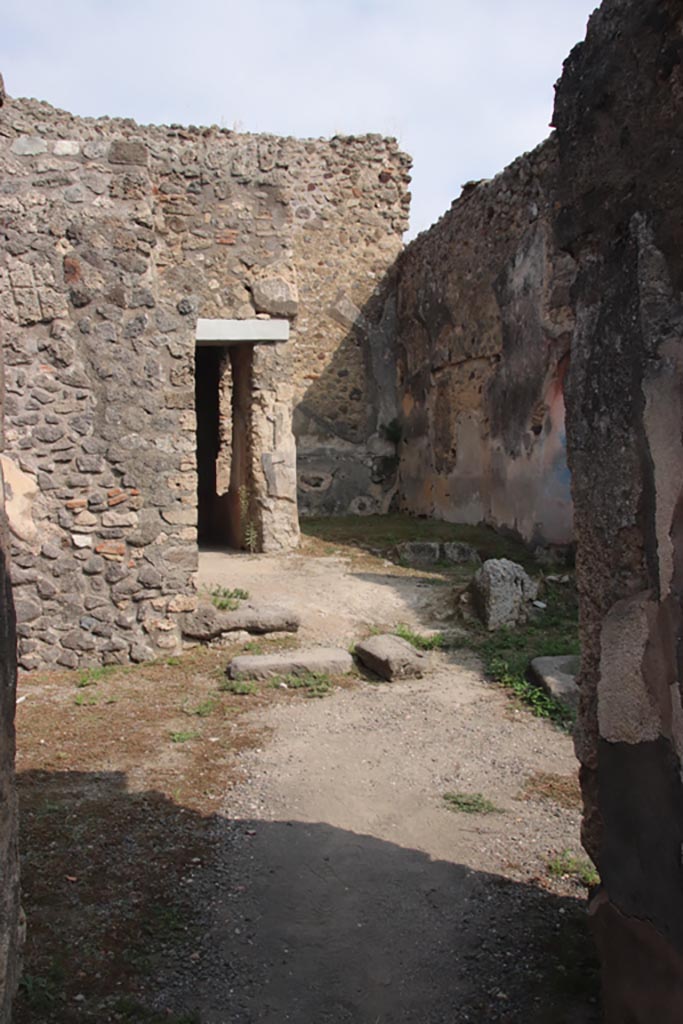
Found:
442,542 -> 481,566
228,648 -> 353,681
354,633 -> 426,680
181,603 -> 300,641
469,558 -> 538,630
528,655 -> 580,714
395,541 -> 442,566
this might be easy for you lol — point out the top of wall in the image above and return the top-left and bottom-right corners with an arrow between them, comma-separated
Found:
401,134 -> 558,257
2,89 -> 409,165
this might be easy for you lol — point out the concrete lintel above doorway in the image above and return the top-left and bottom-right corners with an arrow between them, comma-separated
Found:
196,318 -> 290,345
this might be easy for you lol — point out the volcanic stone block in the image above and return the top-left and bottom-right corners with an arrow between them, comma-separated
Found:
252,277 -> 298,317
528,655 -> 580,713
354,633 -> 426,680
182,603 -> 300,641
228,648 -> 353,681
442,542 -> 481,566
470,559 -> 538,630
395,541 -> 442,566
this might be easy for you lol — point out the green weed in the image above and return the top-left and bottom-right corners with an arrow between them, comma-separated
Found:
113,997 -> 200,1023
185,698 -> 216,718
169,730 -> 200,743
210,585 -> 249,611
75,665 -> 116,688
455,581 -> 579,730
272,671 -> 333,698
443,791 -> 500,814
74,691 -> 98,707
219,678 -> 257,695
394,623 -> 445,650
18,962 -> 64,1011
547,850 -> 600,888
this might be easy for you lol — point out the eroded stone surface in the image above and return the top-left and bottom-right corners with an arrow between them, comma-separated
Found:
228,648 -> 353,681
0,346 -> 21,1023
553,0 -> 683,1014
528,655 -> 579,714
354,633 -> 426,680
470,558 -> 538,630
0,93 -> 409,669
395,141 -> 575,546
182,603 -> 300,640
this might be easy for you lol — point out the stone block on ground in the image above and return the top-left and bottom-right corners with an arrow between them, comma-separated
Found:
442,542 -> 481,566
395,541 -> 442,566
228,648 -> 353,681
354,633 -> 427,680
529,655 -> 580,713
469,558 -> 538,630
181,603 -> 300,641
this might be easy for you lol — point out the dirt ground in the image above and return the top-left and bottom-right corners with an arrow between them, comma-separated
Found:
13,525 -> 600,1024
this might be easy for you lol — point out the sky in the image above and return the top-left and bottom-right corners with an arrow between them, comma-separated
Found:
1,0 -> 598,238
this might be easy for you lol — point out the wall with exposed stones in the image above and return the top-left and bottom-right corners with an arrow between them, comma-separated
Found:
0,75 -> 22,1018
394,139 -> 575,546
0,92 -> 409,670
553,0 -> 683,1018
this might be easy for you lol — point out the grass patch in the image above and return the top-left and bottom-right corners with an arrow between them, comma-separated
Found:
271,671 -> 333,699
113,998 -> 200,1024
455,580 -> 579,730
301,513 -> 536,567
394,623 -> 445,650
169,730 -> 200,743
443,791 -> 500,814
184,698 -> 217,718
75,665 -> 117,688
74,692 -> 98,707
209,585 -> 249,611
548,850 -> 600,889
18,963 -> 65,1012
219,678 -> 258,695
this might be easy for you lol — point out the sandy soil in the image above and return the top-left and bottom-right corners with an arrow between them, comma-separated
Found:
180,549 -> 599,1023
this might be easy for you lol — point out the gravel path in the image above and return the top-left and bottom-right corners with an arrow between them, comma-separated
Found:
164,551 -> 598,1023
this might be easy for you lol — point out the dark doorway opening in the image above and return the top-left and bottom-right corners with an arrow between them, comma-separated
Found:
195,343 -> 254,548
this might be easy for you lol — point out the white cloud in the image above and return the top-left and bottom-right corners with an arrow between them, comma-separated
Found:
1,0 -> 598,236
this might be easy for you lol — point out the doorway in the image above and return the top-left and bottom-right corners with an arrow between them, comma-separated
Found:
195,342 -> 255,549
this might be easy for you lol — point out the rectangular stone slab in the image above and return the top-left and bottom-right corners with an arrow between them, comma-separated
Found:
354,633 -> 426,680
528,654 -> 580,713
228,648 -> 353,681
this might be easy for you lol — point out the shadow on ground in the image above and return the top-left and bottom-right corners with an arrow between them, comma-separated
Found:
15,769 -> 600,1024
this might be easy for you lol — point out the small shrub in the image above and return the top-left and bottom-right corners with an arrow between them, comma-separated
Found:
547,850 -> 599,888
443,790 -> 500,814
394,623 -> 445,650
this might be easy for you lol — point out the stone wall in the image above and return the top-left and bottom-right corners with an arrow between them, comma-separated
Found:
0,80 -> 22,1012
292,137 -> 411,516
0,93 -> 409,669
554,0 -> 683,1018
394,139 -> 575,546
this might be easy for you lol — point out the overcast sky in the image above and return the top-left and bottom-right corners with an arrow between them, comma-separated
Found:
2,0 -> 597,238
